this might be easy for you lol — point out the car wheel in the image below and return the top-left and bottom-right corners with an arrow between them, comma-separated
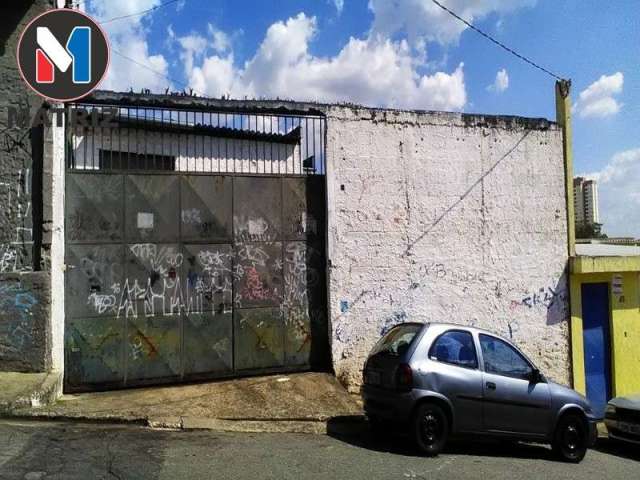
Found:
552,413 -> 588,463
413,403 -> 449,456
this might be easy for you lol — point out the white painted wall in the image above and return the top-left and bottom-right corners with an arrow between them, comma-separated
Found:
73,128 -> 303,174
325,106 -> 570,391
50,117 -> 65,376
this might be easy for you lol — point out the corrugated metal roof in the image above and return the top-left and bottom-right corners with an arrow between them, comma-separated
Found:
575,243 -> 640,257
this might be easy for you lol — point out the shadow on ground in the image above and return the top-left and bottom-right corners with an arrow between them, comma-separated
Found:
327,416 -> 572,462
593,437 -> 640,462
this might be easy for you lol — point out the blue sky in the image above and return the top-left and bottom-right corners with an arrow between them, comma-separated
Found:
82,0 -> 639,237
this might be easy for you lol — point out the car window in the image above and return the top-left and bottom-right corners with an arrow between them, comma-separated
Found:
479,334 -> 532,380
428,330 -> 478,369
369,324 -> 422,356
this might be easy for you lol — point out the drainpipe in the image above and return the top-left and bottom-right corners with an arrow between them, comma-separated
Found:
555,80 -> 576,258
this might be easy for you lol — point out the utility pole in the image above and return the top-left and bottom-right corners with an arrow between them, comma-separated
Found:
555,80 -> 575,258
557,80 -> 580,393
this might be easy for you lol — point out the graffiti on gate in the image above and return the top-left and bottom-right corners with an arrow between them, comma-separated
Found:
234,244 -> 282,308
83,243 -> 233,318
80,241 -> 324,318
281,242 -> 324,355
234,216 -> 274,242
283,242 -> 321,308
242,266 -> 270,301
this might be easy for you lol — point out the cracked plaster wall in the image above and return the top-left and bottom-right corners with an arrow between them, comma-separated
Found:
325,106 -> 570,391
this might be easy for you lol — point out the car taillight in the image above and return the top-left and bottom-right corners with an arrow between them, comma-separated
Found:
395,363 -> 413,391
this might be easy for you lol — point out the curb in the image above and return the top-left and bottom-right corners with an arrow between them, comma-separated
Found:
4,409 -> 367,435
163,415 -> 367,435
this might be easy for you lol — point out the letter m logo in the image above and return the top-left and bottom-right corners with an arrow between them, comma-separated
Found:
36,26 -> 90,84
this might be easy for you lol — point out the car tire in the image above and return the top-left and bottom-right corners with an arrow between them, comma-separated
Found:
412,403 -> 449,456
552,413 -> 588,463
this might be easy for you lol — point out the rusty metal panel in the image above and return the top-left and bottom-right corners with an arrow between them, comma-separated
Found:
282,177 -> 325,241
234,242 -> 283,308
183,244 -> 233,314
283,242 -> 324,309
282,308 -> 327,367
66,244 -> 125,319
126,316 -> 181,382
234,307 -> 284,370
125,175 -> 180,242
283,242 -> 326,366
283,307 -> 311,367
183,312 -> 233,376
181,176 -> 232,241
233,176 -> 281,242
65,170 -> 327,391
65,317 -> 124,388
66,174 -> 124,243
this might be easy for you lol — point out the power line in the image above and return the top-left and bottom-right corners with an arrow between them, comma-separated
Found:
101,0 -> 185,25
112,49 -> 202,95
430,0 -> 566,82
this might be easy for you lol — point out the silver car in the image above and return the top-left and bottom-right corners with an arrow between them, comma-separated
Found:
605,395 -> 640,444
361,322 -> 599,462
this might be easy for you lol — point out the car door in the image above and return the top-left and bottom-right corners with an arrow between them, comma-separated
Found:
478,334 -> 552,436
425,329 -> 484,433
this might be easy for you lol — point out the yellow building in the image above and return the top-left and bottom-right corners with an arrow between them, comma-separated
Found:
570,243 -> 640,414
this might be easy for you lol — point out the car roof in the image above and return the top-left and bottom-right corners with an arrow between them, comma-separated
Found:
393,321 -> 507,339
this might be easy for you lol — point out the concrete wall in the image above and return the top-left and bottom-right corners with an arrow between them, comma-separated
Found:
325,106 -> 570,391
0,0 -> 53,372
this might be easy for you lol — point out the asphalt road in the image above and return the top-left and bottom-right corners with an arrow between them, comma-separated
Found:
0,420 -> 638,480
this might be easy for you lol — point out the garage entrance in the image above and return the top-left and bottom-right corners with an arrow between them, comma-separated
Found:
63,99 -> 328,392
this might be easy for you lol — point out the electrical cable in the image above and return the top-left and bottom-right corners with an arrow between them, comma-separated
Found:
430,0 -> 566,81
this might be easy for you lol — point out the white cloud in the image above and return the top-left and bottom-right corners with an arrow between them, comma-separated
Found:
208,24 -> 232,53
182,13 -> 467,110
583,148 -> 640,237
368,0 -> 536,47
487,68 -> 509,93
573,72 -> 624,119
177,33 -> 208,73
331,0 -> 345,15
87,0 -> 172,92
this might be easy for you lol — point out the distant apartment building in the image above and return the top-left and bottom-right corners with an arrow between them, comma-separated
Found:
573,176 -> 599,226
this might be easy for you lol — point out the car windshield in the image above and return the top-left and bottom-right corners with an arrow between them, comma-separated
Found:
369,324 -> 422,357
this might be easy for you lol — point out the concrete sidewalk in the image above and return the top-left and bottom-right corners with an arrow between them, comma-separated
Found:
9,372 -> 364,434
0,372 -> 62,414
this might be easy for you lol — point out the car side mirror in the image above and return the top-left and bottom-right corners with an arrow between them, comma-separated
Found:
528,368 -> 543,383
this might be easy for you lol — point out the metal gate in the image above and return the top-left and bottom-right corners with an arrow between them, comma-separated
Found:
63,100 -> 328,391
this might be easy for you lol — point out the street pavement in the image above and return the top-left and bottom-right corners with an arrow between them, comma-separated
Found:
0,419 -> 637,480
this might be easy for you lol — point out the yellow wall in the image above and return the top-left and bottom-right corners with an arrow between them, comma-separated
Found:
570,269 -> 640,397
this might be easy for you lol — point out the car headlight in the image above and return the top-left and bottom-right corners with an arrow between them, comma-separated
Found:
605,404 -> 616,417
